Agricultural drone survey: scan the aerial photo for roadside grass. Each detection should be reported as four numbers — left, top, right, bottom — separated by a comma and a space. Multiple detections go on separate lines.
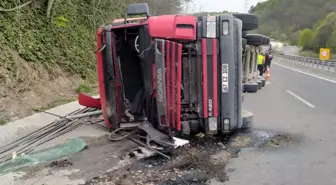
75, 84, 94, 94
34, 98, 76, 112
0, 119, 7, 125
32, 84, 98, 113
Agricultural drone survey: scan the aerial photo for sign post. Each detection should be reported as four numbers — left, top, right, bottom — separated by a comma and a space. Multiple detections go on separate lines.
319, 48, 330, 61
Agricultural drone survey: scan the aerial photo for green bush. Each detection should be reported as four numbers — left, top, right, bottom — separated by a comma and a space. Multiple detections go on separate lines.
0, 0, 188, 83
251, 0, 336, 46
298, 29, 314, 50
311, 12, 336, 52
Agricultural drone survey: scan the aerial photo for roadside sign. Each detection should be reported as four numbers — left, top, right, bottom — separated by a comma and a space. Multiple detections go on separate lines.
319, 48, 330, 60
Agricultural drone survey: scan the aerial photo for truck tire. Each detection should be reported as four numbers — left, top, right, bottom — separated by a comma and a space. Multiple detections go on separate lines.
233, 13, 259, 31
246, 34, 264, 46
256, 80, 263, 89
242, 38, 247, 49
257, 76, 266, 87
241, 110, 253, 130
261, 79, 266, 87
244, 82, 258, 93
263, 36, 270, 45
242, 30, 247, 37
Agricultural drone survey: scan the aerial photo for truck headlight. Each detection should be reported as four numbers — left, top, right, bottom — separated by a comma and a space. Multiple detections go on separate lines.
223, 118, 230, 131
208, 117, 218, 131
206, 16, 216, 38
222, 21, 229, 35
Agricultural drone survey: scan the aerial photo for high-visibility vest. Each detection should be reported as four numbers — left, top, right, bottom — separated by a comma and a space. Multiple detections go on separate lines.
257, 54, 264, 65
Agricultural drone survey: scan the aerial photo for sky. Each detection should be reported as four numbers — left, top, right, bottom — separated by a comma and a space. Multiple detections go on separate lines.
186, 0, 266, 13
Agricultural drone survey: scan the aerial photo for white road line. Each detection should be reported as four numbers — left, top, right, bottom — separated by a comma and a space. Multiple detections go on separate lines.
273, 62, 336, 84
286, 90, 315, 108
266, 81, 271, 84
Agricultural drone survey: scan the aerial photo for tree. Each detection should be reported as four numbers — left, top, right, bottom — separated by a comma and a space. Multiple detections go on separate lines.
252, 0, 336, 45
327, 28, 336, 53
311, 12, 336, 51
298, 29, 314, 50
248, 5, 255, 13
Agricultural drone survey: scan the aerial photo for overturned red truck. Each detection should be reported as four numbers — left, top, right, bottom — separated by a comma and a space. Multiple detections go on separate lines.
79, 3, 258, 147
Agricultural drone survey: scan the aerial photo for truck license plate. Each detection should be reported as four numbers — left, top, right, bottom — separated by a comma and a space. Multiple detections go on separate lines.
222, 64, 229, 93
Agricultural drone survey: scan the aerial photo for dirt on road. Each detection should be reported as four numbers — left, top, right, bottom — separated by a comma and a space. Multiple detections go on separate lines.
84, 137, 231, 185
0, 126, 299, 185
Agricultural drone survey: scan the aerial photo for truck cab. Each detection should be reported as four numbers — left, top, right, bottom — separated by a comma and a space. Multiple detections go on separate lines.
92, 3, 257, 137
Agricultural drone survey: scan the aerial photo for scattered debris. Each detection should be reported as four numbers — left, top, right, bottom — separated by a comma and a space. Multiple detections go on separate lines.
129, 147, 156, 160
48, 159, 73, 168
85, 136, 231, 185
0, 138, 86, 176
0, 108, 101, 163
263, 133, 294, 147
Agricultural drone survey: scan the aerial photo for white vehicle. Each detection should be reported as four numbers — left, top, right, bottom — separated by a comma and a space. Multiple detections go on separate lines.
269, 40, 284, 54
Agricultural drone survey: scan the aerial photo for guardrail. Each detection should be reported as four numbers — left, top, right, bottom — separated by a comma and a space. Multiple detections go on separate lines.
275, 54, 336, 72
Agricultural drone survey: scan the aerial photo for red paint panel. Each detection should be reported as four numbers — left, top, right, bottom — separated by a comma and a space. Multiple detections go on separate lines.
176, 43, 182, 131
202, 39, 208, 118
212, 39, 218, 117
96, 28, 111, 127
78, 93, 101, 109
148, 15, 196, 41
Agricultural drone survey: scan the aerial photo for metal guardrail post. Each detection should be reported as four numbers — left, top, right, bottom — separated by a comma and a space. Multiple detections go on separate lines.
275, 53, 336, 72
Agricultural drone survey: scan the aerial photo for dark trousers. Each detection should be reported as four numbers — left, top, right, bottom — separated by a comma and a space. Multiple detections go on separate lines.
264, 60, 271, 72
258, 64, 264, 76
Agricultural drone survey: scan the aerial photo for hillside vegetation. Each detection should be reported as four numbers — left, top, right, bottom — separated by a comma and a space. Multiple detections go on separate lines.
250, 0, 336, 56
0, 0, 189, 124
192, 10, 228, 17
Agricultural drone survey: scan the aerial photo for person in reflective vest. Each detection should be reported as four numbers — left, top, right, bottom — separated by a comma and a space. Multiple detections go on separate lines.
257, 53, 265, 76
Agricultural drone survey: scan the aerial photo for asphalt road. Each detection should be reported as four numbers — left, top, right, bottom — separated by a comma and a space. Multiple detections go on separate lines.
223, 59, 336, 185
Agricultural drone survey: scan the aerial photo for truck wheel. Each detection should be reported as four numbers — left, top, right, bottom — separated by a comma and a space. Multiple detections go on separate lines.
257, 76, 266, 87
242, 38, 247, 49
261, 79, 266, 87
246, 34, 264, 46
241, 110, 253, 130
233, 13, 259, 31
244, 82, 258, 93
256, 80, 263, 89
242, 30, 247, 37
263, 36, 270, 45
